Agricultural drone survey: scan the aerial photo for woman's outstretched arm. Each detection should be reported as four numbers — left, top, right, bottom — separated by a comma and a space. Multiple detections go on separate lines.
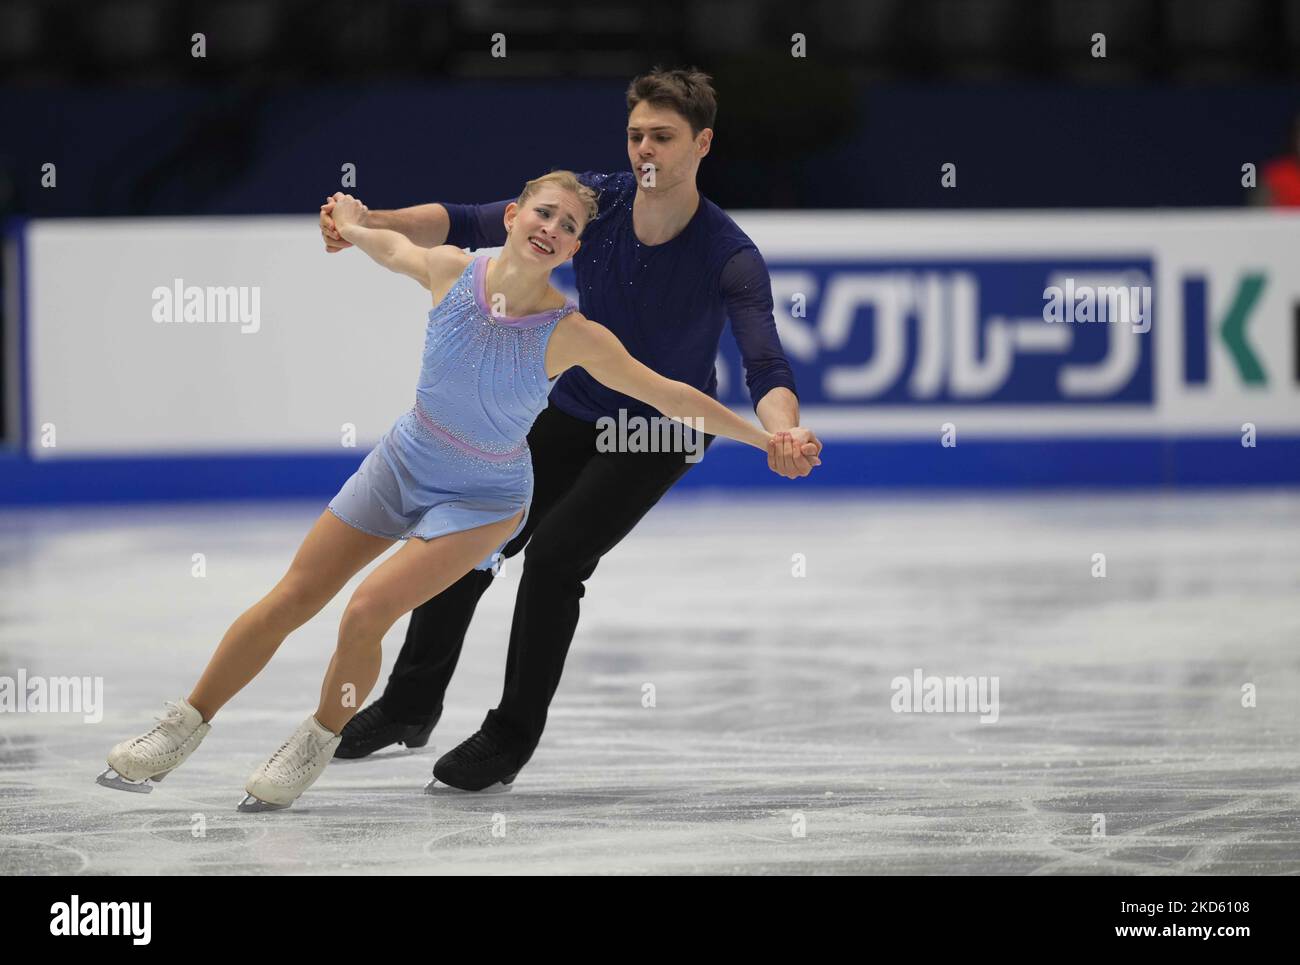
330, 194, 434, 287
548, 313, 773, 452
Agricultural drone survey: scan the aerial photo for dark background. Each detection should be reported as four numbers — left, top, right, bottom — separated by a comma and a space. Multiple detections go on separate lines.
2, 0, 1299, 218
4, 0, 1299, 443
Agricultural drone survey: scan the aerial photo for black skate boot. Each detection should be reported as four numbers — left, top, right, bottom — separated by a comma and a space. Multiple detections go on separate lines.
427, 714, 531, 792
336, 699, 440, 760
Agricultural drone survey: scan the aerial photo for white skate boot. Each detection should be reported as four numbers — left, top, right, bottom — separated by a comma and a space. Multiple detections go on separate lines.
96, 698, 211, 793
238, 715, 340, 812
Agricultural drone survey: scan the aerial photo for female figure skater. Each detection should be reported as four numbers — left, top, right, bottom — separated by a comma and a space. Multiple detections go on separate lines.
96, 171, 788, 811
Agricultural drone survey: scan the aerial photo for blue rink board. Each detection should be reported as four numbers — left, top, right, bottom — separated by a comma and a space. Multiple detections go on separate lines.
1, 437, 1297, 506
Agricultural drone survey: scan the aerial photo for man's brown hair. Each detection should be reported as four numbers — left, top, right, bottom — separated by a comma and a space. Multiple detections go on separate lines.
626, 66, 717, 136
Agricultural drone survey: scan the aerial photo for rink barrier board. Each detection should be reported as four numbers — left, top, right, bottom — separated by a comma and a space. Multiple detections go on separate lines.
3, 218, 31, 460
4, 213, 1300, 502
1, 436, 1298, 506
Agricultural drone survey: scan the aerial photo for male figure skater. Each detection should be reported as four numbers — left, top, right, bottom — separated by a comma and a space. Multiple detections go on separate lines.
319, 67, 822, 791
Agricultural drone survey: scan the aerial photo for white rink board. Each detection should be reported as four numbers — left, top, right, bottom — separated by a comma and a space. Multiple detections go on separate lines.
22, 211, 1300, 458
26, 218, 437, 459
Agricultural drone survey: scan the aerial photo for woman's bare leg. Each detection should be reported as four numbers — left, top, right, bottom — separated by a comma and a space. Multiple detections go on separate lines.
187, 511, 394, 721
313, 510, 524, 733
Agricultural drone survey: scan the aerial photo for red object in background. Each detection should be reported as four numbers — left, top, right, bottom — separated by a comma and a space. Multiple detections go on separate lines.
1262, 156, 1300, 206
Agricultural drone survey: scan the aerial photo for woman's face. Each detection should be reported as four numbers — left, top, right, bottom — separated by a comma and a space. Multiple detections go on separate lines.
506, 187, 585, 265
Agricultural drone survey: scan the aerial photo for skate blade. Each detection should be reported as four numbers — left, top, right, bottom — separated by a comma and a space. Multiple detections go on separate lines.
423, 777, 514, 795
237, 793, 292, 813
95, 767, 156, 794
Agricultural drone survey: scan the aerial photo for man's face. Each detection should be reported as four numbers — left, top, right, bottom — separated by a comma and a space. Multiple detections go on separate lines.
626, 101, 711, 192
504, 186, 585, 264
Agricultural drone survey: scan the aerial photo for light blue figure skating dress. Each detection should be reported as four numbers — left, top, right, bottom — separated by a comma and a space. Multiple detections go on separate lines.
328, 254, 578, 570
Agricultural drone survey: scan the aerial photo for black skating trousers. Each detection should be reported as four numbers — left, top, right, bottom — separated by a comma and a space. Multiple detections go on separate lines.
380, 402, 717, 749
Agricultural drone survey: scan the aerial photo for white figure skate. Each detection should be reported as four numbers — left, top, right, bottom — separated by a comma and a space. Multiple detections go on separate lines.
238, 715, 340, 812
96, 698, 210, 793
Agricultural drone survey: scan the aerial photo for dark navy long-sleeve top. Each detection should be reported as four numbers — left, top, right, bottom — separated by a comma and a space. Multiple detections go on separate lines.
441, 170, 797, 425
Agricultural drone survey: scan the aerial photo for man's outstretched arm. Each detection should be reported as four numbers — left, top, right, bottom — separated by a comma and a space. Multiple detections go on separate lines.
722, 248, 823, 477
321, 194, 512, 251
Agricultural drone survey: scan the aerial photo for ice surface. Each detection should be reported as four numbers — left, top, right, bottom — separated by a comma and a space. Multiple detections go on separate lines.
2, 491, 1298, 875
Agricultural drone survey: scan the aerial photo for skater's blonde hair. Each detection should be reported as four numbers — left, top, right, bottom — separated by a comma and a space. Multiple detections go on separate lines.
517, 171, 600, 234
